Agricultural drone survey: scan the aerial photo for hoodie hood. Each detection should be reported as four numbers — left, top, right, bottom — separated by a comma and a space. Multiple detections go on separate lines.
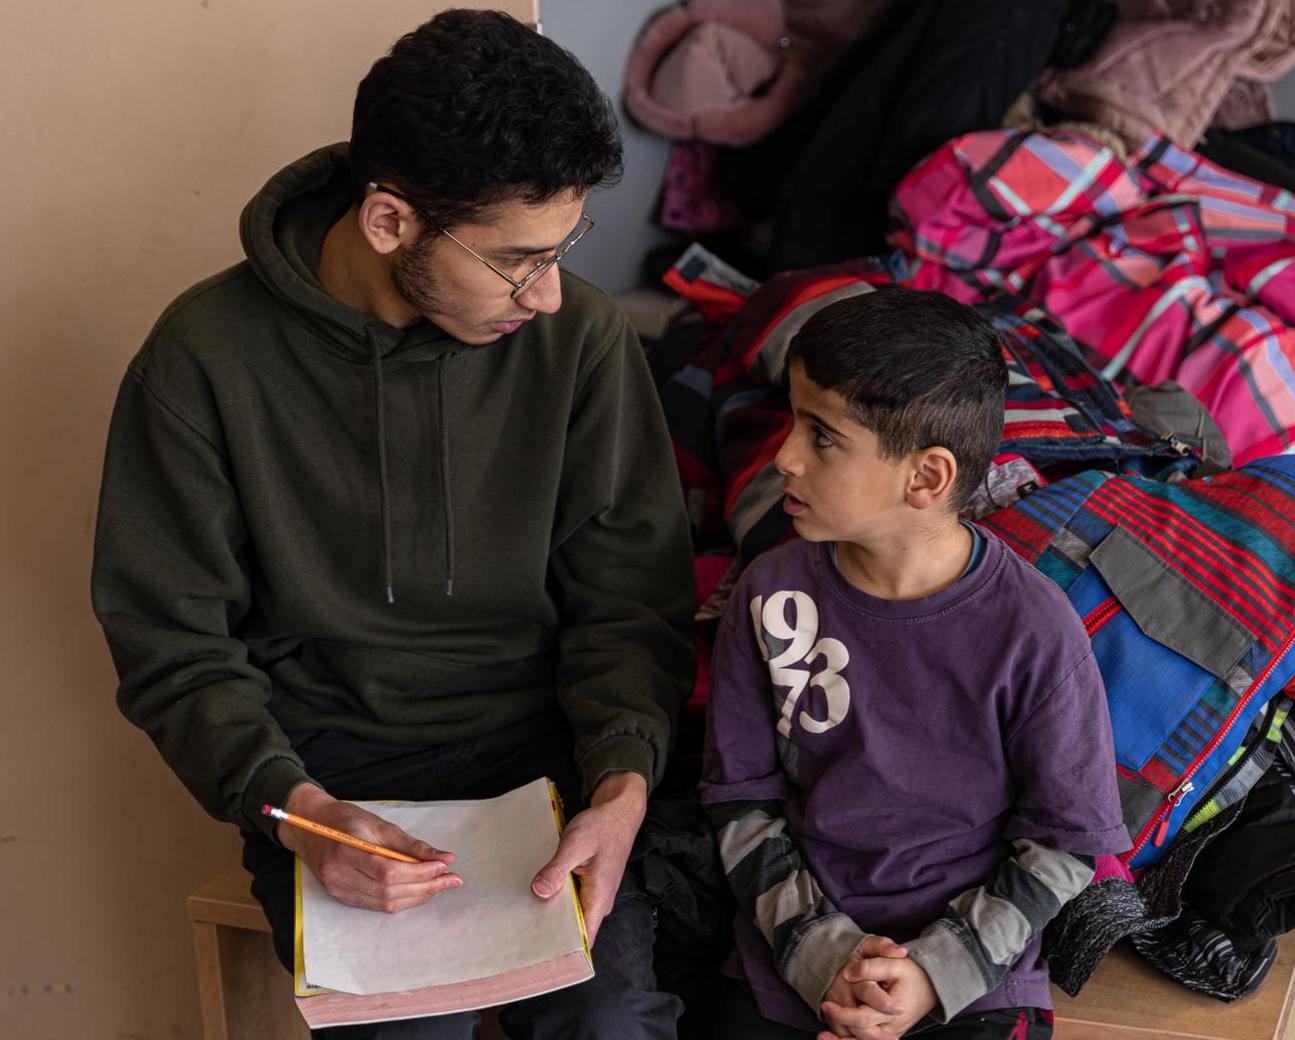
239, 142, 456, 363
239, 143, 463, 601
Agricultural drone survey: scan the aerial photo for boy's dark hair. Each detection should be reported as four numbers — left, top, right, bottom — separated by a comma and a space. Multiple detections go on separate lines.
350, 10, 623, 228
788, 287, 1007, 510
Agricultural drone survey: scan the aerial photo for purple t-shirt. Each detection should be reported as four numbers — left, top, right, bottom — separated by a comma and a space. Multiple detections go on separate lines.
700, 531, 1129, 1029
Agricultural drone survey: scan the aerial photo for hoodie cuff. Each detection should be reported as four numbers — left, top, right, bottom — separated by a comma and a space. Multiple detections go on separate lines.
904, 922, 990, 1023
580, 733, 657, 798
241, 755, 314, 840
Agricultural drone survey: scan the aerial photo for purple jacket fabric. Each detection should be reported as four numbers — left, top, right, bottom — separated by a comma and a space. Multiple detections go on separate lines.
700, 532, 1130, 1028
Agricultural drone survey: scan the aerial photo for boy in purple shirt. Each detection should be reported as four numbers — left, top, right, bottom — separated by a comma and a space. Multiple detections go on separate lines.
699, 287, 1130, 1040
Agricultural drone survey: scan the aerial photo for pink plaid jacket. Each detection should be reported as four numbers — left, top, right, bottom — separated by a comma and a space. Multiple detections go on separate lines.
891, 128, 1295, 466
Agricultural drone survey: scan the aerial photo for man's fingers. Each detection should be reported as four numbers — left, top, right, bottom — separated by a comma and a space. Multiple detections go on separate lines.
533, 838, 620, 946
372, 873, 464, 912
319, 842, 453, 886
531, 829, 593, 899
358, 817, 455, 865
571, 870, 620, 947
285, 793, 459, 912
529, 792, 640, 943
579, 895, 604, 947
372, 825, 453, 864
315, 843, 461, 902
410, 839, 455, 864
354, 855, 453, 886
325, 868, 463, 912
328, 865, 461, 900
531, 857, 573, 899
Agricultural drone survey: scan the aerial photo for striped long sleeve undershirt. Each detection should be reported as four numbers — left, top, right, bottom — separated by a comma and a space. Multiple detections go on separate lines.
705, 798, 1096, 1021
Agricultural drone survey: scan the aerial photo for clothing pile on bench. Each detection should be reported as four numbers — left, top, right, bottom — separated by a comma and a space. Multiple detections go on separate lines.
649, 249, 1295, 1006
628, 0, 1295, 1014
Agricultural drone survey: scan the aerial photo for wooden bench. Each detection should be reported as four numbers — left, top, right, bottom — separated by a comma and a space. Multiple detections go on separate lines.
187, 862, 507, 1039
187, 862, 308, 1040
1052, 934, 1295, 1040
189, 860, 1295, 1040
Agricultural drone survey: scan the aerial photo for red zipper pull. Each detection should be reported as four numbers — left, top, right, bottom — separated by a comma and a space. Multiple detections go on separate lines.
1153, 816, 1171, 847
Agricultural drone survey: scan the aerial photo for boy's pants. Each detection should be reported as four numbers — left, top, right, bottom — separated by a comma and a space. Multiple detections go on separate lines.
712, 976, 1054, 1040
241, 708, 682, 1040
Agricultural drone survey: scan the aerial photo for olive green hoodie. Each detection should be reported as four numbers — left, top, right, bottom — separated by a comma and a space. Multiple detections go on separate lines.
91, 145, 694, 837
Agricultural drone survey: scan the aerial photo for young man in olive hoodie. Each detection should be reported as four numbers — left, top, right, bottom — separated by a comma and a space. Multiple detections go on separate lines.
91, 11, 693, 1038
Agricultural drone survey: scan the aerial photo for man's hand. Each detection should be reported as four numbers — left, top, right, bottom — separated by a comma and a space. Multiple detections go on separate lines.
819, 949, 938, 1040
530, 771, 647, 946
279, 782, 459, 913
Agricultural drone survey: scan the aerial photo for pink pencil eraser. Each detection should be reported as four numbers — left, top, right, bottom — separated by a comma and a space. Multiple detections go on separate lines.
261, 804, 273, 815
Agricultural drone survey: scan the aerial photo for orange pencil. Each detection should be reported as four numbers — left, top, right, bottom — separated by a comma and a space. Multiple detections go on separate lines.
261, 804, 421, 863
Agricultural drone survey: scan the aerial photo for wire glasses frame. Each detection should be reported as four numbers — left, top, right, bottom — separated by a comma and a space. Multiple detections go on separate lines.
367, 182, 593, 300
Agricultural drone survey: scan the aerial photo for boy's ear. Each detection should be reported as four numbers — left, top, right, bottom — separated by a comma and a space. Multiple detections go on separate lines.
906, 447, 958, 510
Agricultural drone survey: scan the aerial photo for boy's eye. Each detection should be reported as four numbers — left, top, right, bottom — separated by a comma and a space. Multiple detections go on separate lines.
812, 425, 835, 448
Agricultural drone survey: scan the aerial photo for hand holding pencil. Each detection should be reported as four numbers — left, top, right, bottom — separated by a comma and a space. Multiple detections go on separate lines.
263, 804, 423, 862
273, 782, 460, 913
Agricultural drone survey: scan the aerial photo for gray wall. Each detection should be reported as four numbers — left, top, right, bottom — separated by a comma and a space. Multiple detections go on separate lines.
1274, 73, 1295, 119
543, 1, 673, 295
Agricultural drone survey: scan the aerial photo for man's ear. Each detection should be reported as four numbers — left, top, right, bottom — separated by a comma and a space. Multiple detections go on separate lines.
357, 192, 420, 256
906, 447, 958, 510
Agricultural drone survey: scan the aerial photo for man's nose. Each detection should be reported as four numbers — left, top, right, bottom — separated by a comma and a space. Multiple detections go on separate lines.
515, 263, 562, 314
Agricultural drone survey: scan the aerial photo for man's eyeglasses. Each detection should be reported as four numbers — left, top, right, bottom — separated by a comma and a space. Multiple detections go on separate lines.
367, 182, 593, 300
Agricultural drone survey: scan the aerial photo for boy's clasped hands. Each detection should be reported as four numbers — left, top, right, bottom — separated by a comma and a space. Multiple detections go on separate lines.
819, 936, 937, 1040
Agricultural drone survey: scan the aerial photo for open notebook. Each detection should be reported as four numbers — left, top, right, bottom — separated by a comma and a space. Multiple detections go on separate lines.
292, 777, 592, 1029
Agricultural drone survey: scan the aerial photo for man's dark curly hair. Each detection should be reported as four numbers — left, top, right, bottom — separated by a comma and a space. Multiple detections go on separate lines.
350, 9, 623, 228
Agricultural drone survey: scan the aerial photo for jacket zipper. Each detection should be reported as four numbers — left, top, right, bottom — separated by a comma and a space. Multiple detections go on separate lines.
1151, 780, 1195, 848
1083, 596, 1121, 637
1179, 699, 1282, 834
1125, 628, 1295, 862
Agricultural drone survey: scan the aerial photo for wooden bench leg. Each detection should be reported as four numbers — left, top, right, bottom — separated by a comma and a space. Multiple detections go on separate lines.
192, 919, 309, 1040
192, 921, 230, 1040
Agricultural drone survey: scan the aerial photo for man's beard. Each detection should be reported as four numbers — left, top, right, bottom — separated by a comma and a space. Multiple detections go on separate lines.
390, 231, 446, 316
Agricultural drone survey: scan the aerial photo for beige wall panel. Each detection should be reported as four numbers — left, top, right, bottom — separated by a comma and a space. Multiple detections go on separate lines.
0, 2, 534, 1038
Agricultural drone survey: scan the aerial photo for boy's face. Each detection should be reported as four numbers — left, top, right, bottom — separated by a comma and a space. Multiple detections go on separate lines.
774, 360, 915, 544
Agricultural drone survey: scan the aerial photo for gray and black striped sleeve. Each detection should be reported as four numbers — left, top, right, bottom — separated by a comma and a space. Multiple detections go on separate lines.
705, 798, 870, 1014
903, 840, 1095, 1022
